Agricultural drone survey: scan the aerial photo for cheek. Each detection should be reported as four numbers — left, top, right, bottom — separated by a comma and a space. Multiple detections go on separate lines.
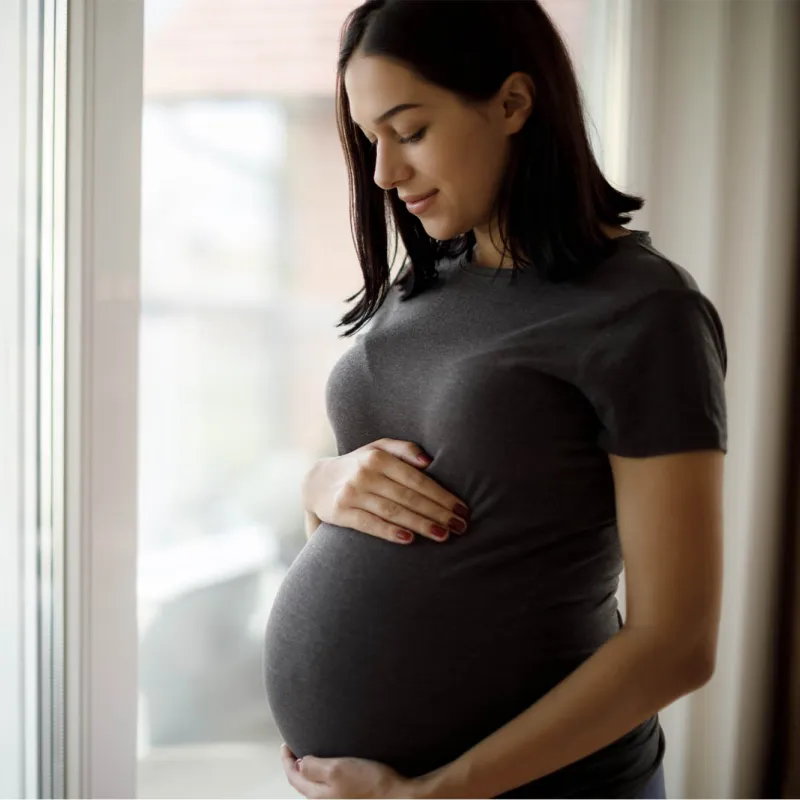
442, 143, 504, 220
408, 131, 504, 236
472, 143, 507, 201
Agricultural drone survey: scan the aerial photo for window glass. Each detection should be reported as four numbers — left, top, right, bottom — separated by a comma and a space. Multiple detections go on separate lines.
138, 2, 599, 796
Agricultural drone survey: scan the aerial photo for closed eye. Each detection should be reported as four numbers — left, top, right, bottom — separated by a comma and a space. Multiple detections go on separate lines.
398, 126, 427, 145
363, 126, 428, 149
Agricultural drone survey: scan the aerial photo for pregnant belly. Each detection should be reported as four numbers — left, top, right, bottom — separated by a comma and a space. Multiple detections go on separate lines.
264, 522, 619, 778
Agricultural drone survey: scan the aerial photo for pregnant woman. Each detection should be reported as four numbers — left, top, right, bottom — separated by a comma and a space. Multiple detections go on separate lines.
264, 1, 727, 798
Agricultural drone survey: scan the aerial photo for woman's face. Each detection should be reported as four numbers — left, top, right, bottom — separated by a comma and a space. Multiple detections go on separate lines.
344, 53, 532, 243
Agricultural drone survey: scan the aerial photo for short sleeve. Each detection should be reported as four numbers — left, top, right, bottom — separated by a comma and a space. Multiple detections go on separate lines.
578, 289, 728, 457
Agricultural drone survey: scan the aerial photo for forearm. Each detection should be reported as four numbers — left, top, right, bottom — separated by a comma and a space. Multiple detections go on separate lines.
413, 626, 711, 799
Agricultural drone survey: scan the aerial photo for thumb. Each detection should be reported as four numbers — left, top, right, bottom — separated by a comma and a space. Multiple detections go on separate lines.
368, 438, 433, 468
297, 755, 328, 782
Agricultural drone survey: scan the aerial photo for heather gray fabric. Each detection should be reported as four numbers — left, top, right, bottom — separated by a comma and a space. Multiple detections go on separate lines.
264, 231, 727, 798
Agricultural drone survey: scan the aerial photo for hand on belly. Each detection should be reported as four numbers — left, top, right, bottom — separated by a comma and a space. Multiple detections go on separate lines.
280, 743, 416, 799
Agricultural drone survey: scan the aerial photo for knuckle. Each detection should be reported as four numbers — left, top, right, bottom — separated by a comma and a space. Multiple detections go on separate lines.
353, 459, 375, 481
352, 462, 371, 483
377, 499, 402, 520
406, 469, 422, 488
334, 484, 356, 507
354, 511, 381, 538
398, 486, 417, 506
363, 448, 384, 469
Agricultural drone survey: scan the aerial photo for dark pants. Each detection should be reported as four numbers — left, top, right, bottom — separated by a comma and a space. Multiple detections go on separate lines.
638, 763, 667, 799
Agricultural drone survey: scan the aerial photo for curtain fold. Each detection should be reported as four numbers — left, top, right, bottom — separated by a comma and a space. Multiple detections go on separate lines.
625, 1, 800, 797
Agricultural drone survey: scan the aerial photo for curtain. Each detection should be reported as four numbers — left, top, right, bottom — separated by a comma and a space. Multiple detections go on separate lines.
624, 1, 800, 797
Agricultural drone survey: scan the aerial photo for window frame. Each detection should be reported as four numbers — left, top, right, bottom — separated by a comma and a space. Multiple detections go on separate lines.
62, 0, 143, 796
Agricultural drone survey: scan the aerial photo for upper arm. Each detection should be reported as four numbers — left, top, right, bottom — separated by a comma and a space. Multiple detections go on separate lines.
609, 449, 724, 677
575, 285, 727, 679
578, 289, 728, 458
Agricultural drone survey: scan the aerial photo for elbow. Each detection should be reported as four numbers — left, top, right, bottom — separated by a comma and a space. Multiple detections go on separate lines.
683, 640, 717, 689
645, 629, 718, 691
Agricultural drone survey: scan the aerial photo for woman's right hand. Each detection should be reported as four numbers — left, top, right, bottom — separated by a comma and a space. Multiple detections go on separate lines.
301, 438, 470, 545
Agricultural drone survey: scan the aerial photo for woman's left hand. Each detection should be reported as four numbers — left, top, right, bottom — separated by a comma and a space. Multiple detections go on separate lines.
280, 743, 419, 799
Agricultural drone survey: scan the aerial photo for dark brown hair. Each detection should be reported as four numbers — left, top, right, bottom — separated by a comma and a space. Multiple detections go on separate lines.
335, 0, 644, 337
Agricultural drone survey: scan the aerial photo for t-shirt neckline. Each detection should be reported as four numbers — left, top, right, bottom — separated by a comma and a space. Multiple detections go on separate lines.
457, 229, 652, 278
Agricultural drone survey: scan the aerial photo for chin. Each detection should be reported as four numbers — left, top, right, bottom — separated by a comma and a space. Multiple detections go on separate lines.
419, 218, 466, 242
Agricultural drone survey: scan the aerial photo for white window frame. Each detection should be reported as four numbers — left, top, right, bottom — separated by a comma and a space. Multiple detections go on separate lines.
1, 0, 42, 795
62, 0, 143, 796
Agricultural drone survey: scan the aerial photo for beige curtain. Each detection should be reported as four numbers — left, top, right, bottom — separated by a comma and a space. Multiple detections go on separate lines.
619, 1, 800, 797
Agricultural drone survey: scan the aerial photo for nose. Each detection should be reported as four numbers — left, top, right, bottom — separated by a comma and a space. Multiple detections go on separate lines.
372, 142, 412, 192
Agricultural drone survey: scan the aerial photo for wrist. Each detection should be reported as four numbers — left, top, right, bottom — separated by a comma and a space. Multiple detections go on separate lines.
301, 458, 326, 515
407, 758, 474, 799
303, 509, 321, 540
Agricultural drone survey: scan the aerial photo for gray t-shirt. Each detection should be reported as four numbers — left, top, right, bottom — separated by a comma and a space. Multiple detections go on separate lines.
264, 230, 727, 798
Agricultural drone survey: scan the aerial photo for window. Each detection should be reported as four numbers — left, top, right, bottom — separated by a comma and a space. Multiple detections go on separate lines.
137, 2, 619, 796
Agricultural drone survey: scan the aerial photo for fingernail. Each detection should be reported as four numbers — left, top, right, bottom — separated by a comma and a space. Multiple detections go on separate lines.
431, 525, 449, 541
417, 453, 432, 464
296, 759, 303, 772
454, 503, 469, 518
448, 517, 467, 534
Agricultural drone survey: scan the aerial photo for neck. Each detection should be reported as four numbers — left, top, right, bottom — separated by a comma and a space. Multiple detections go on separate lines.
471, 240, 513, 270
471, 223, 633, 269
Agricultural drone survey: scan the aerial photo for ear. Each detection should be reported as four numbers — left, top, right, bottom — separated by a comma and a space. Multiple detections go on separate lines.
500, 71, 535, 135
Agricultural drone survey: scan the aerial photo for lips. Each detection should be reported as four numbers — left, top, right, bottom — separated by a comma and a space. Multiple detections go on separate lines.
400, 190, 437, 204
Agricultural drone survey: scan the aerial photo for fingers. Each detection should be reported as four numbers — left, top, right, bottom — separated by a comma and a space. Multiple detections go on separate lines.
366, 437, 433, 469
338, 497, 468, 545
281, 744, 325, 799
332, 444, 473, 546
373, 449, 469, 515
296, 755, 330, 783
359, 450, 467, 521
357, 489, 469, 542
339, 507, 420, 545
280, 743, 296, 768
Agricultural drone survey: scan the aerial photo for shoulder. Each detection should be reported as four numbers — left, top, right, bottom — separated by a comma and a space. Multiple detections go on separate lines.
573, 236, 728, 456
583, 231, 703, 301
577, 232, 724, 343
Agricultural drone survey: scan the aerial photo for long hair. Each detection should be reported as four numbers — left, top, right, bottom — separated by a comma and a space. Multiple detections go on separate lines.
334, 0, 644, 337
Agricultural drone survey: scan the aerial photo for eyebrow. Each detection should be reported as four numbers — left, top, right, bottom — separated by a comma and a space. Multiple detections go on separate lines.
354, 103, 424, 131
